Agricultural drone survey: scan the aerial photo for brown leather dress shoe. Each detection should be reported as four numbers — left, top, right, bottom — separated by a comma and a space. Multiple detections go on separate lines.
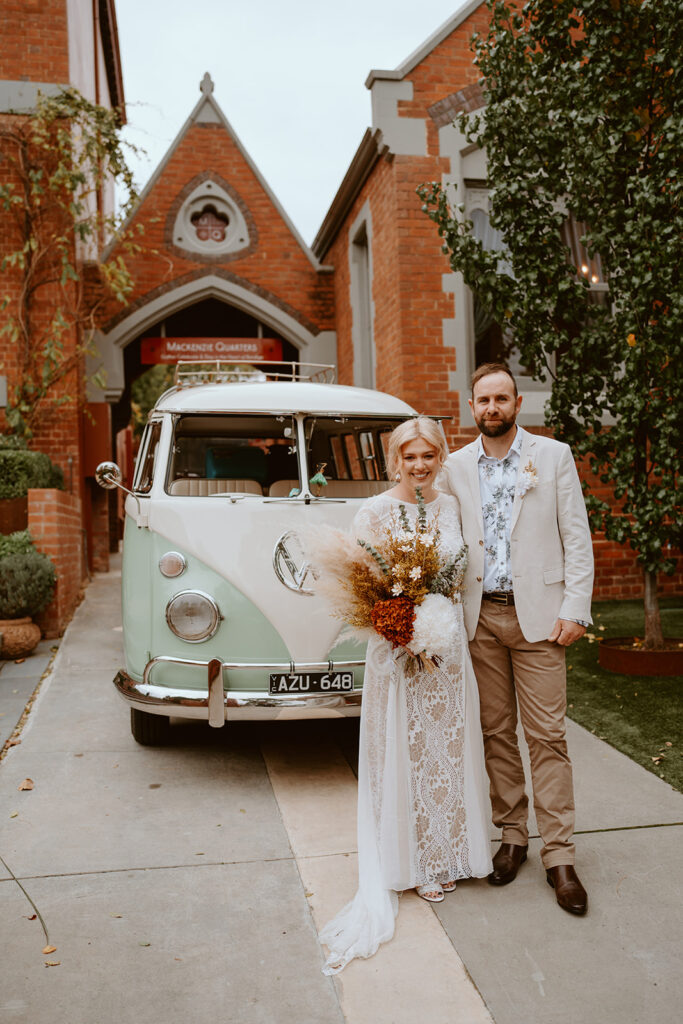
487, 843, 528, 886
546, 865, 588, 915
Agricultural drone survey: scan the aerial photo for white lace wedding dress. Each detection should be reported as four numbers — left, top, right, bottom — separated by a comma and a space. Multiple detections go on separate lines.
320, 492, 492, 975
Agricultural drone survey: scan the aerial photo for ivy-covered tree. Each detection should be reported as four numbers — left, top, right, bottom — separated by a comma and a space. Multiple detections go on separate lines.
419, 0, 681, 649
0, 87, 141, 437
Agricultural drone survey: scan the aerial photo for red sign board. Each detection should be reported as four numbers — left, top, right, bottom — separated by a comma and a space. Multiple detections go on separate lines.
140, 337, 283, 364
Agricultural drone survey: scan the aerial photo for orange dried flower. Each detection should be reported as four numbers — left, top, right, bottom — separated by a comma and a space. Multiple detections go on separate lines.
370, 597, 415, 648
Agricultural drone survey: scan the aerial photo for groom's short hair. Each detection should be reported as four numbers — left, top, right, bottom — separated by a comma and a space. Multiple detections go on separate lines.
471, 362, 518, 398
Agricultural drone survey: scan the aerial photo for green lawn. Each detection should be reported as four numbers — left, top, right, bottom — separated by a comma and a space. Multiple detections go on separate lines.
566, 597, 683, 793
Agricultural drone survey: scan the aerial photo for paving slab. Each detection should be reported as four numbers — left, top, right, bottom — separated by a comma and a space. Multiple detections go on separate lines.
263, 728, 494, 1024
0, 742, 291, 876
0, 859, 343, 1024
0, 641, 58, 748
0, 676, 39, 749
434, 825, 683, 1024
14, 665, 134, 751
0, 641, 55, 679
494, 719, 683, 845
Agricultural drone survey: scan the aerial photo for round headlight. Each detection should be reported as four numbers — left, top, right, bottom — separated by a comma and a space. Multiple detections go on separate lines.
159, 551, 187, 578
165, 590, 221, 642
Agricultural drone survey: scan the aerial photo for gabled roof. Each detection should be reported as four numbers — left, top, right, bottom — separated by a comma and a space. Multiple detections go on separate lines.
112, 73, 324, 270
365, 0, 483, 87
312, 128, 388, 260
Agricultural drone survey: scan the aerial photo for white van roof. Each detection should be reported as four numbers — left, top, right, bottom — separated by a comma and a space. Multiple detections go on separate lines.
153, 380, 418, 417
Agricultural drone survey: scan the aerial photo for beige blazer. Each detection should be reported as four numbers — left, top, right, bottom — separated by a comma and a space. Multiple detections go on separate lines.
440, 431, 594, 643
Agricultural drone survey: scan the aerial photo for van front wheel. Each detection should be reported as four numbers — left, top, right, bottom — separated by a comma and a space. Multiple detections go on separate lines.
130, 708, 171, 746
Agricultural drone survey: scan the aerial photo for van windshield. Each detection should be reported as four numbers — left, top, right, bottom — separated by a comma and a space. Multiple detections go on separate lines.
166, 413, 410, 498
302, 416, 408, 498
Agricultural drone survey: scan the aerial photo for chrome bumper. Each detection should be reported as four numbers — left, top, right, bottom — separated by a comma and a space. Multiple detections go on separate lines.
114, 655, 364, 725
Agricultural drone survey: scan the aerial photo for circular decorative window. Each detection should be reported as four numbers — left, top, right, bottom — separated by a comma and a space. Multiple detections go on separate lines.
171, 178, 251, 258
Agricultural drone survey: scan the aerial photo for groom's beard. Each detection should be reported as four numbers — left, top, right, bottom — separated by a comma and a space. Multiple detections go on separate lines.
475, 413, 517, 438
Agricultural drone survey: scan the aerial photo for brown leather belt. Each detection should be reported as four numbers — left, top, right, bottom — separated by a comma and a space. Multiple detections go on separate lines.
482, 591, 515, 606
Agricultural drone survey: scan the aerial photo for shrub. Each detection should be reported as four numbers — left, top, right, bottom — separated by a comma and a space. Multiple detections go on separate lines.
0, 530, 35, 558
0, 551, 57, 618
0, 434, 28, 450
0, 447, 64, 498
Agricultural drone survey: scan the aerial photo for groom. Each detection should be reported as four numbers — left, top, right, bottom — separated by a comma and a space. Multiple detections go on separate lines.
440, 363, 594, 914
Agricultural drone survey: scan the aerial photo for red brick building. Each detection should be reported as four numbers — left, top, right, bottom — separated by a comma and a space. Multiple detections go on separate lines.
0, 0, 126, 601
1, 0, 679, 602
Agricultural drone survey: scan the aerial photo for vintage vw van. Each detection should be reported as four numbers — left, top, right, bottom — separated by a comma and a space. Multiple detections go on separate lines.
97, 362, 416, 744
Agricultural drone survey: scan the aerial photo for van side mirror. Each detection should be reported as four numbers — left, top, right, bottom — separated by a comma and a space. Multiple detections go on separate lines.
95, 461, 148, 530
95, 461, 122, 490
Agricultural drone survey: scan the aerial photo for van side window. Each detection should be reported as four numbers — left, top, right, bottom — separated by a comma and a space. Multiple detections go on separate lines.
136, 421, 162, 493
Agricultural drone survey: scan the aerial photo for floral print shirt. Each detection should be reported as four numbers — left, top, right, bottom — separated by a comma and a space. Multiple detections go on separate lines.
476, 427, 525, 593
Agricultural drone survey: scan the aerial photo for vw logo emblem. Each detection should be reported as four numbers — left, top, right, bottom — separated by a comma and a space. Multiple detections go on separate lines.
273, 531, 315, 595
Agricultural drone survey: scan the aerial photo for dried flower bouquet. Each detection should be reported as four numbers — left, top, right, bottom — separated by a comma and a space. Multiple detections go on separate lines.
308, 489, 467, 674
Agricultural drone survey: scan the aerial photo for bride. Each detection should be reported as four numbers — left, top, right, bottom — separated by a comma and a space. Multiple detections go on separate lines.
319, 417, 492, 975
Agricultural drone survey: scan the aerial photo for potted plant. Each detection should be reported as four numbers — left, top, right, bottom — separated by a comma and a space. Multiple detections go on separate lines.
0, 531, 57, 658
0, 435, 64, 533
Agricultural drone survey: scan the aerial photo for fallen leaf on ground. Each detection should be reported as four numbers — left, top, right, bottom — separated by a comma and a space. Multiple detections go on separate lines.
14, 658, 25, 664
44, 961, 61, 967
9, 811, 18, 818
665, 741, 673, 747
42, 945, 57, 955
110, 913, 123, 918
139, 942, 151, 947
18, 778, 34, 791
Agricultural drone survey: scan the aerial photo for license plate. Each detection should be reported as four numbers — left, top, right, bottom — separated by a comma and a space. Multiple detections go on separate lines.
269, 671, 355, 694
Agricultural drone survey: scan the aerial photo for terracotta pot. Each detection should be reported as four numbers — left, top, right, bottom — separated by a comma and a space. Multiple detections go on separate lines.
0, 617, 41, 659
598, 637, 683, 677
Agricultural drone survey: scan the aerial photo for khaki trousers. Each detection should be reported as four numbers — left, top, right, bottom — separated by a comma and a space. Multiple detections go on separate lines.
469, 601, 575, 868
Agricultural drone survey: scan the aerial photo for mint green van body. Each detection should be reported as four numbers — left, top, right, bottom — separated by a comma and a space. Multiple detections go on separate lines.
106, 373, 415, 744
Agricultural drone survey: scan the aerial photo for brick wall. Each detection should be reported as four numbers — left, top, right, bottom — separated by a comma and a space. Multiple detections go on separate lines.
0, 0, 69, 82
28, 488, 85, 637
98, 120, 335, 337
325, 5, 680, 604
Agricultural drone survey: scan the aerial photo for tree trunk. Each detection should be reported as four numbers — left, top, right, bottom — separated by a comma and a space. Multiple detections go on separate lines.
643, 569, 664, 650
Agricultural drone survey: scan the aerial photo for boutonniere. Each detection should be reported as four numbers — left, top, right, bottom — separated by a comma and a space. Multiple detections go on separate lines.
517, 459, 538, 498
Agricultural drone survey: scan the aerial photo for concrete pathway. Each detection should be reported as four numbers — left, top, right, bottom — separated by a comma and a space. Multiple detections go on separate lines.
1, 560, 682, 1024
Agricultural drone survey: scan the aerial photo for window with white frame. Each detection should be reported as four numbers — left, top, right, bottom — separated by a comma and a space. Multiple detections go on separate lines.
349, 221, 375, 389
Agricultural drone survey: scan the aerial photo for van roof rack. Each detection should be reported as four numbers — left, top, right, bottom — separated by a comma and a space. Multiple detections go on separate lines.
172, 360, 337, 387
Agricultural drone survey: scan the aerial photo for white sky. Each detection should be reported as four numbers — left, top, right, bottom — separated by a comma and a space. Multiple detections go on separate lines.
114, 0, 471, 246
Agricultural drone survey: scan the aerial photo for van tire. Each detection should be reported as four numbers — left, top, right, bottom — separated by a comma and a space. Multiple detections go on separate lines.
130, 708, 171, 746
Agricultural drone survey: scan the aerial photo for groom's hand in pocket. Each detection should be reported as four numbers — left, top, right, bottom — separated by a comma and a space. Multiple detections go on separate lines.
548, 619, 586, 647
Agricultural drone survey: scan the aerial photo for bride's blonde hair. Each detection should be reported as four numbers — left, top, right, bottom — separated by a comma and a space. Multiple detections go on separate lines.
386, 417, 448, 479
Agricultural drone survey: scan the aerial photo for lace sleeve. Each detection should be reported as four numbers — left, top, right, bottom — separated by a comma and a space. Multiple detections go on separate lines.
352, 498, 384, 541
435, 494, 465, 555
